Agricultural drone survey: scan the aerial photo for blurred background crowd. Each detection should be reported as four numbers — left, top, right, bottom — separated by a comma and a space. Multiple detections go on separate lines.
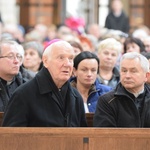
1, 0, 150, 80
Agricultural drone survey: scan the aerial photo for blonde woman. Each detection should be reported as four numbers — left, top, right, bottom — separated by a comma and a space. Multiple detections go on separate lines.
97, 38, 122, 89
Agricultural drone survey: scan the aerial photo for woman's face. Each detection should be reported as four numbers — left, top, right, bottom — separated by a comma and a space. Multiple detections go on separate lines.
98, 49, 118, 70
126, 43, 141, 53
74, 59, 98, 87
72, 46, 81, 57
23, 48, 42, 72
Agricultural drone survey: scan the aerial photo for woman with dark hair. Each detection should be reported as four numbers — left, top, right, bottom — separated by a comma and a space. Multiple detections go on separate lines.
68, 40, 83, 56
70, 51, 111, 113
123, 37, 146, 54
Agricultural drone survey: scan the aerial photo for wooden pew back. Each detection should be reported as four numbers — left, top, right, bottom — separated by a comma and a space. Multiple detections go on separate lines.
0, 128, 150, 150
85, 113, 94, 127
0, 112, 3, 126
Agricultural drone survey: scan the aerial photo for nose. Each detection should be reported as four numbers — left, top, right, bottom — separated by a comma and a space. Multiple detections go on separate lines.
107, 54, 112, 59
127, 47, 134, 52
25, 54, 30, 59
13, 56, 20, 62
124, 71, 131, 78
63, 58, 73, 66
87, 70, 92, 76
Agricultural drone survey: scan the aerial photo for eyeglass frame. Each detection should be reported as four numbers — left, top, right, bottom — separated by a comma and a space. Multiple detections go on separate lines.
0, 54, 23, 62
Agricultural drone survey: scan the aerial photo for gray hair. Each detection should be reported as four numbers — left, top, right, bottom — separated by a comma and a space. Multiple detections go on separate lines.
43, 40, 73, 58
120, 52, 150, 72
0, 40, 24, 63
0, 40, 21, 54
23, 41, 43, 59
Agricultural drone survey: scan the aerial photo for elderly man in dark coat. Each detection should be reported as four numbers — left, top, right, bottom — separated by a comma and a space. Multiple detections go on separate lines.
2, 39, 87, 127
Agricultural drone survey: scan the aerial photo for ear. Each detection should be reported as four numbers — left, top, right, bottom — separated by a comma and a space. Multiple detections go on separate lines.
146, 72, 150, 84
73, 67, 77, 76
42, 56, 48, 68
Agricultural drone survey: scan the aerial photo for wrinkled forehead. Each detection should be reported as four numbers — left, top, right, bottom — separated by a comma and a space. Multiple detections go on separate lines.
43, 40, 75, 59
51, 42, 74, 54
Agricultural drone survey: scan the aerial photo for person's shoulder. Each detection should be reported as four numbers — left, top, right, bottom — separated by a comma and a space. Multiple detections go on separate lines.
113, 66, 120, 76
70, 85, 80, 95
69, 84, 82, 98
95, 78, 112, 90
15, 77, 36, 94
121, 11, 128, 17
106, 11, 114, 18
145, 83, 150, 92
98, 89, 115, 103
96, 82, 112, 90
19, 66, 35, 80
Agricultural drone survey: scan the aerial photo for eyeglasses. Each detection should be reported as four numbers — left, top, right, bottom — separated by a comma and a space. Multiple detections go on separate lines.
0, 55, 23, 62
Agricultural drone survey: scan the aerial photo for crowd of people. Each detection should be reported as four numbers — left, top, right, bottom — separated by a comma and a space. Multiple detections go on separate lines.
1, 0, 150, 127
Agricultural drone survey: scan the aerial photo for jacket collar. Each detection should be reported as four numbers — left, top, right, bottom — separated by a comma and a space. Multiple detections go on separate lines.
114, 82, 150, 101
112, 66, 120, 78
36, 67, 77, 97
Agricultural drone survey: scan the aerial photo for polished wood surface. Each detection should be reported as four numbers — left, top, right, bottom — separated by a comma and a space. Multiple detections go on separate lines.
85, 113, 94, 127
0, 112, 3, 126
0, 128, 150, 150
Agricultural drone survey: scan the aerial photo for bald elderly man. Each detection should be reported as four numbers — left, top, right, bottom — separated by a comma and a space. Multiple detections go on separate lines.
2, 39, 87, 127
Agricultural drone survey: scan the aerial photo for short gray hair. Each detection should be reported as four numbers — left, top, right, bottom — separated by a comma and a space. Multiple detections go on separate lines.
0, 40, 20, 54
23, 41, 43, 59
43, 40, 73, 58
120, 52, 150, 72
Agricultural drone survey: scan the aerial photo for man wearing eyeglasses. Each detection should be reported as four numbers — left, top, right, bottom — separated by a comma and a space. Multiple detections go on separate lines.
0, 40, 28, 111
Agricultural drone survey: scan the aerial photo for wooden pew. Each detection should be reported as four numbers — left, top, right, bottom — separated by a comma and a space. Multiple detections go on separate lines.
0, 112, 4, 126
0, 128, 150, 150
85, 113, 94, 127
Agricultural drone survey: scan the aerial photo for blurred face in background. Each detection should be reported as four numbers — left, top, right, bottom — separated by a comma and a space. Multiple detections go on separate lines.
126, 43, 141, 53
72, 46, 82, 56
56, 26, 72, 40
98, 49, 118, 70
144, 38, 150, 52
23, 48, 42, 72
111, 0, 123, 14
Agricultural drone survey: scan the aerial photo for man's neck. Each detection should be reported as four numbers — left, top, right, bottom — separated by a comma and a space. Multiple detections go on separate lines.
126, 88, 144, 98
99, 67, 113, 80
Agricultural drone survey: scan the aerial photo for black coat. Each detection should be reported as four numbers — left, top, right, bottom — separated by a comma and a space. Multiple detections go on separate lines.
105, 11, 129, 33
0, 72, 28, 112
2, 67, 87, 127
93, 83, 150, 127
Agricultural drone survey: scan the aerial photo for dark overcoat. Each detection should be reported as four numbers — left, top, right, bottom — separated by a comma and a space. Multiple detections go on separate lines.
2, 67, 87, 127
93, 83, 150, 127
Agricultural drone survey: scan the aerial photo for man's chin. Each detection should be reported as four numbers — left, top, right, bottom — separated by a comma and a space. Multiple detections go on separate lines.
124, 85, 134, 90
11, 71, 19, 76
61, 76, 70, 82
